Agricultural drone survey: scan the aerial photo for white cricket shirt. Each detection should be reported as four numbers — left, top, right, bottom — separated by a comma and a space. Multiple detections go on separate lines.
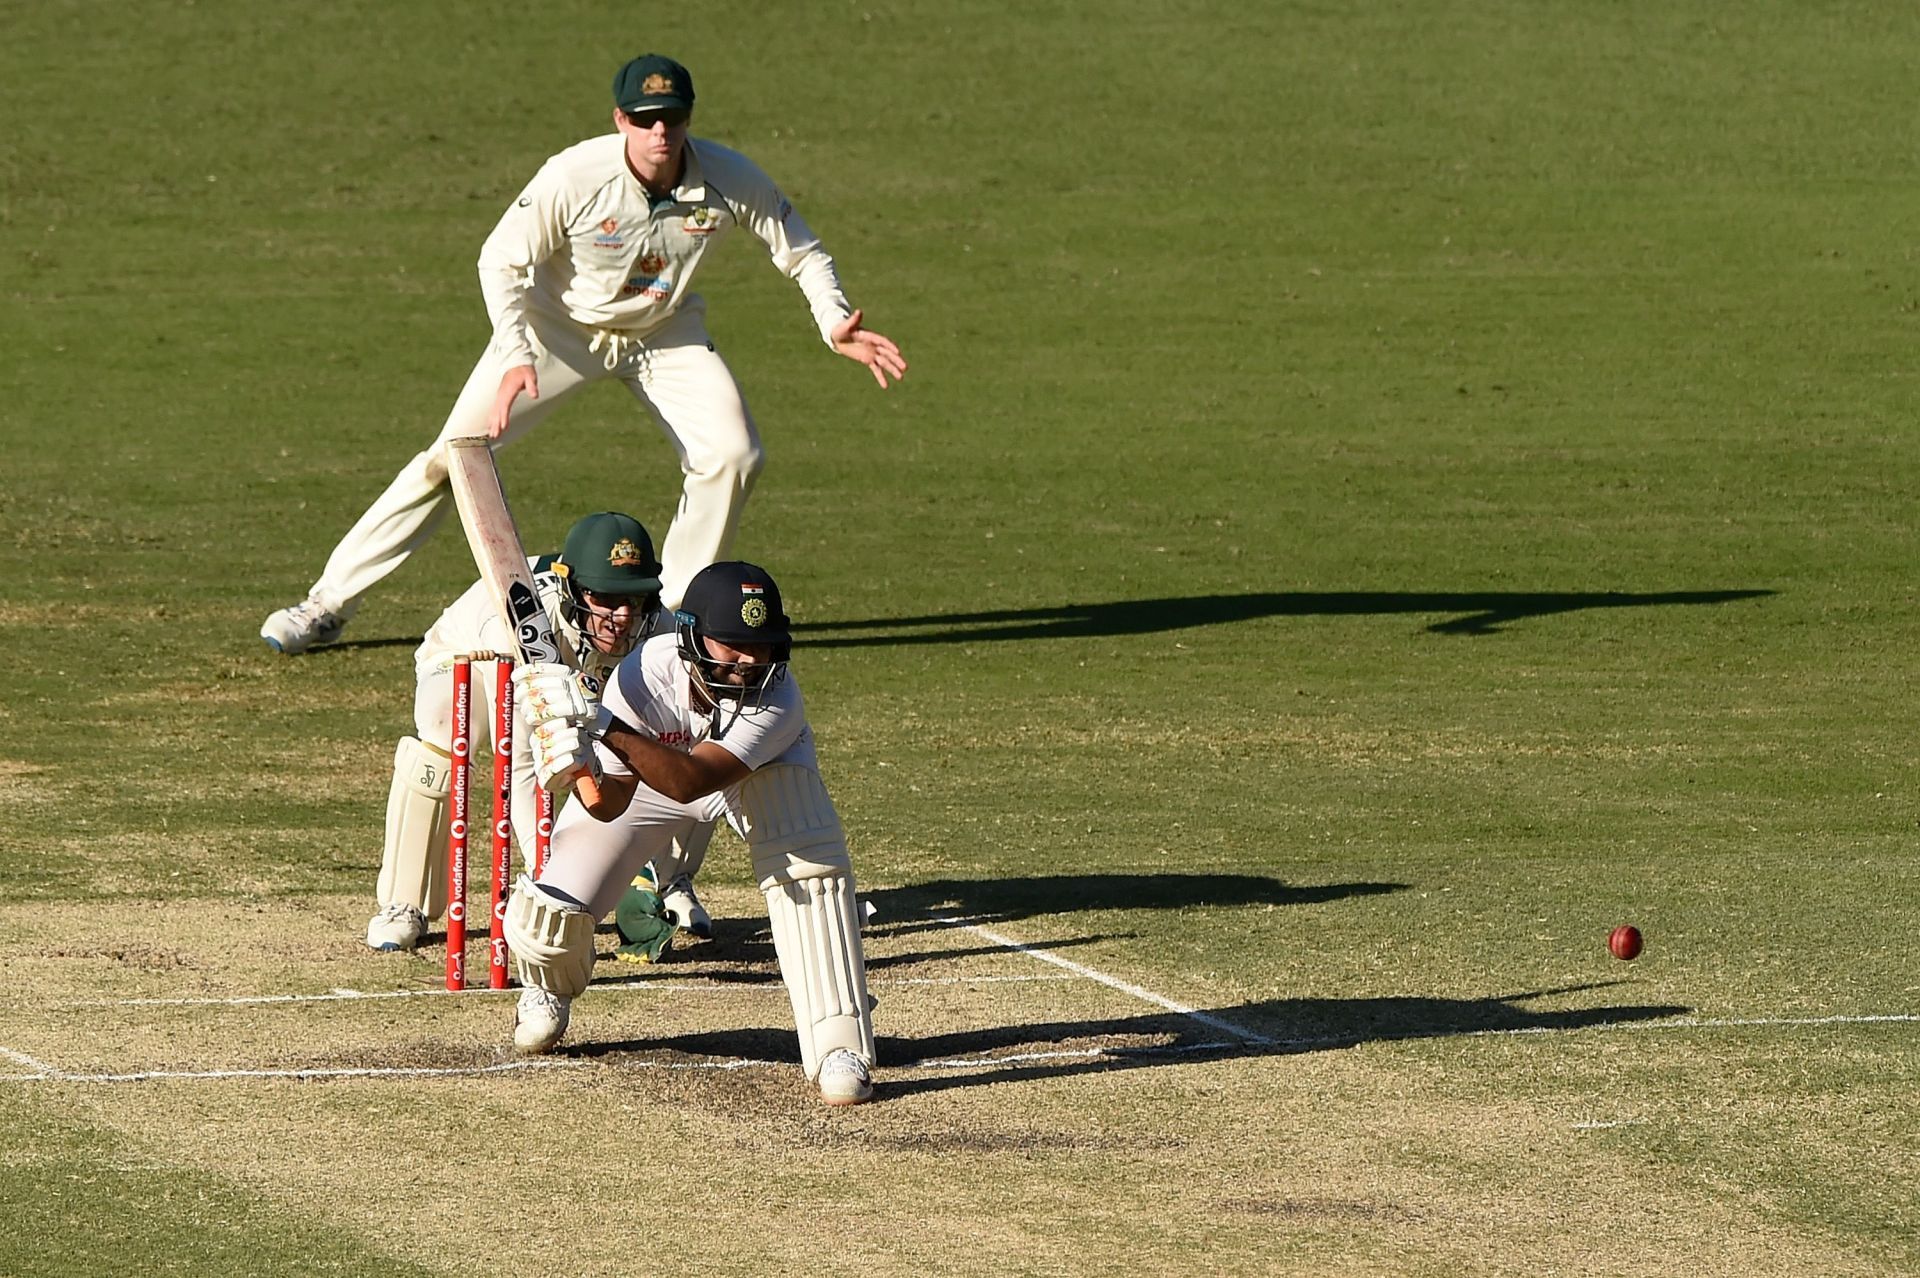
477, 134, 853, 367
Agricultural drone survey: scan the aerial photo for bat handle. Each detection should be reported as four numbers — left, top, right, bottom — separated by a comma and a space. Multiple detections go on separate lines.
574, 771, 604, 810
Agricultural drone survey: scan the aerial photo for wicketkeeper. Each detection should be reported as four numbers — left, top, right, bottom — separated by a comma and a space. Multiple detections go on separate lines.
505, 561, 878, 1106
367, 511, 713, 953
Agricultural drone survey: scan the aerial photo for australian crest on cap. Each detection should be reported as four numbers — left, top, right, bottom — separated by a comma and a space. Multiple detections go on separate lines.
608, 537, 643, 567
642, 72, 676, 96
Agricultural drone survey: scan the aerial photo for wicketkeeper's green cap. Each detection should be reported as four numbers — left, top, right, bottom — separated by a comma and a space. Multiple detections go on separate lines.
613, 54, 695, 115
553, 511, 662, 597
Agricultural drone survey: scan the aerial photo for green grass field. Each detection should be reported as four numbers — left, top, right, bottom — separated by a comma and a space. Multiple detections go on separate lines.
2, 2, 1916, 1274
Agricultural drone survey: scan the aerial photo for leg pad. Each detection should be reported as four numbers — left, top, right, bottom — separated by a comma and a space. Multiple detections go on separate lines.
737, 765, 875, 1081
503, 875, 596, 996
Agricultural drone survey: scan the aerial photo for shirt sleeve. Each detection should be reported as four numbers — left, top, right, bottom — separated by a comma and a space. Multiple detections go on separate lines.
476, 161, 573, 368
718, 153, 854, 348
590, 657, 646, 779
707, 680, 808, 769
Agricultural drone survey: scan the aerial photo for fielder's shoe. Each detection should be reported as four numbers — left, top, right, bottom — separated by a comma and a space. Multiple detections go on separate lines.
513, 986, 571, 1054
364, 904, 428, 952
817, 1049, 873, 1106
260, 596, 353, 655
660, 875, 713, 940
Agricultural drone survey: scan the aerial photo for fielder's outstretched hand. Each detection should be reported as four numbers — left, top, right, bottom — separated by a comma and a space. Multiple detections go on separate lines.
830, 310, 908, 388
488, 365, 539, 438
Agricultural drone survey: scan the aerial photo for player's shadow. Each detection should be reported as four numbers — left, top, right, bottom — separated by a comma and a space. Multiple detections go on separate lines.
304, 635, 424, 654
792, 588, 1771, 643
571, 983, 1690, 1097
862, 873, 1407, 940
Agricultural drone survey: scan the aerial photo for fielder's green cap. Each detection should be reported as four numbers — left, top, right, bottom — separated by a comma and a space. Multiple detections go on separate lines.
613, 54, 695, 115
553, 511, 663, 597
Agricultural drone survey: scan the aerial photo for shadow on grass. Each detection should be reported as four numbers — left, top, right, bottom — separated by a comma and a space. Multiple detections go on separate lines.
866, 985, 1693, 1099
863, 873, 1404, 934
302, 635, 424, 654
568, 984, 1690, 1097
793, 588, 1772, 642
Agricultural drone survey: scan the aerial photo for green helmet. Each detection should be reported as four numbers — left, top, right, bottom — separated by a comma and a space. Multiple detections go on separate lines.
552, 512, 662, 597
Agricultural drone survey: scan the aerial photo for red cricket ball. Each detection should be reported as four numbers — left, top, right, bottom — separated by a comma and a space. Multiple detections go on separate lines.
1609, 925, 1644, 961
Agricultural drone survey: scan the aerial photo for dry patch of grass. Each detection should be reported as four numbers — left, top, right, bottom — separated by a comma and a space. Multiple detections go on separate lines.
1, 893, 1908, 1276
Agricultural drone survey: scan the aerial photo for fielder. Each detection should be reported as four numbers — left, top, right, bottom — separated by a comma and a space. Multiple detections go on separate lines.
367, 511, 713, 953
505, 561, 878, 1106
262, 52, 906, 656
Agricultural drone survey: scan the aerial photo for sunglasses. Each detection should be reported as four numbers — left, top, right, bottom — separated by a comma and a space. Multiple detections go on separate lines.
625, 108, 690, 130
582, 588, 655, 612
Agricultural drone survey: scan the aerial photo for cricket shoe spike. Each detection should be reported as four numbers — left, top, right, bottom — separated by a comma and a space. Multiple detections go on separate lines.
365, 904, 428, 952
661, 875, 713, 940
817, 1049, 873, 1106
261, 596, 354, 654
513, 986, 571, 1054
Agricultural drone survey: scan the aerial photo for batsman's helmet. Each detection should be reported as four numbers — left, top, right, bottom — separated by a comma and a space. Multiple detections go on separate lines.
675, 561, 791, 710
550, 512, 663, 658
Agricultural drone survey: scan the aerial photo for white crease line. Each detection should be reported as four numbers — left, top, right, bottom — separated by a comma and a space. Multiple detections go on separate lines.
1621, 1013, 1918, 1032
938, 917, 1275, 1046
7, 1010, 1916, 1086
922, 1041, 1234, 1069
0, 1046, 59, 1075
71, 972, 1070, 1010
0, 1055, 790, 1084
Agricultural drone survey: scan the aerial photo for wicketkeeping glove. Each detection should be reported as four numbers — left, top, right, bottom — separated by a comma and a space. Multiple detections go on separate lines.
512, 661, 598, 729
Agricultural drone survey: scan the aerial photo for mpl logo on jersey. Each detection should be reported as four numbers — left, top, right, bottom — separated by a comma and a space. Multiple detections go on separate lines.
593, 217, 625, 249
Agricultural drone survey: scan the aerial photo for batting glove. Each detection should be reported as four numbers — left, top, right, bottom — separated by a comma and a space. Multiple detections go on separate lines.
512, 662, 597, 729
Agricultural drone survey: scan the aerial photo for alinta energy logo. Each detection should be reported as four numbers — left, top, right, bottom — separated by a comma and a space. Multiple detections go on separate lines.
594, 218, 625, 249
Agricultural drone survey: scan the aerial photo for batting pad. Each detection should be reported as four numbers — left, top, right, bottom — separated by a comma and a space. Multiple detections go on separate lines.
738, 765, 875, 1081
503, 875, 597, 996
378, 736, 452, 920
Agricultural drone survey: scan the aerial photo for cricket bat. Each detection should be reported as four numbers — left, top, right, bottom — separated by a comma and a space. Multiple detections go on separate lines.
444, 436, 604, 807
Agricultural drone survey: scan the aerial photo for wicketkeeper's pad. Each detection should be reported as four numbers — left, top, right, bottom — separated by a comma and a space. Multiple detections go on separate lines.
736, 763, 875, 1081
377, 736, 452, 919
503, 875, 597, 995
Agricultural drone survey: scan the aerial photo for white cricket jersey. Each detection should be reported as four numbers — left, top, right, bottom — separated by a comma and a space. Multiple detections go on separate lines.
415, 559, 625, 687
594, 632, 815, 784
478, 134, 852, 367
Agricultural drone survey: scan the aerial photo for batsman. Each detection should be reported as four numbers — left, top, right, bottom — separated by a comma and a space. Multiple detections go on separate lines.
367, 511, 713, 953
505, 560, 878, 1106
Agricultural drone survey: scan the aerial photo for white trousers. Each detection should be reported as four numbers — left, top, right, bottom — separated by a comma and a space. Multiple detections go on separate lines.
538, 779, 729, 920
310, 299, 763, 612
410, 653, 711, 890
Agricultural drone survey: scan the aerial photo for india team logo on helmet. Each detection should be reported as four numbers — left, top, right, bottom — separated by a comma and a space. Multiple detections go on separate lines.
675, 563, 791, 722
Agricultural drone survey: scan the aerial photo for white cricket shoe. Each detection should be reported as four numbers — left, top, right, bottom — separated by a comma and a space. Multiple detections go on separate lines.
513, 986, 571, 1054
660, 875, 713, 940
817, 1049, 873, 1106
364, 904, 428, 952
260, 597, 352, 654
